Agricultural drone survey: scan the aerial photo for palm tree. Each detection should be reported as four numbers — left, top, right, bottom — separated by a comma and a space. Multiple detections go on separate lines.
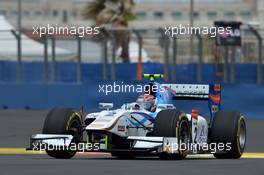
82, 0, 136, 62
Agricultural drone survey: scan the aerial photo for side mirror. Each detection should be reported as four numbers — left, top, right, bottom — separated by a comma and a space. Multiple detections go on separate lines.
99, 103, 113, 110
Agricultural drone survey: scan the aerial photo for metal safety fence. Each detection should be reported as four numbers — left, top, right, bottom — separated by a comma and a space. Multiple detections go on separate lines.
0, 27, 263, 84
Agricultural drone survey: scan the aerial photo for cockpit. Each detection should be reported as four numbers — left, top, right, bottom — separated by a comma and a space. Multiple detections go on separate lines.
135, 82, 158, 111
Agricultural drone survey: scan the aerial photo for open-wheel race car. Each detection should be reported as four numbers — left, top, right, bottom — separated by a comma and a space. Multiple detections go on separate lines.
28, 74, 246, 159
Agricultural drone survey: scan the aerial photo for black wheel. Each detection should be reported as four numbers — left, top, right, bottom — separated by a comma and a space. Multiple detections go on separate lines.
210, 111, 246, 159
42, 108, 83, 159
153, 109, 190, 160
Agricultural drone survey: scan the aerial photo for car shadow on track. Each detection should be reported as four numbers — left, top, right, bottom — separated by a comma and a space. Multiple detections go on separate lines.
72, 157, 216, 161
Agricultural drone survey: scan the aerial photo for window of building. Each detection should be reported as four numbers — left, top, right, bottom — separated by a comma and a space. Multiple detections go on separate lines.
154, 11, 163, 18
35, 11, 42, 16
136, 11, 146, 19
72, 11, 77, 18
53, 10, 59, 17
0, 10, 6, 15
171, 11, 182, 19
44, 10, 49, 16
63, 10, 68, 23
22, 10, 30, 16
11, 10, 18, 16
191, 11, 200, 19
207, 11, 217, 18
240, 11, 251, 19
224, 11, 235, 18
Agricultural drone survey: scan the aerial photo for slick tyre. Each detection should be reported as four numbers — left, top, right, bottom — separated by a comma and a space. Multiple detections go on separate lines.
154, 109, 190, 160
210, 111, 246, 159
42, 108, 83, 159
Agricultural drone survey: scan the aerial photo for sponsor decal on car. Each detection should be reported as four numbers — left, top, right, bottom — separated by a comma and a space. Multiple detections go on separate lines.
118, 125, 125, 132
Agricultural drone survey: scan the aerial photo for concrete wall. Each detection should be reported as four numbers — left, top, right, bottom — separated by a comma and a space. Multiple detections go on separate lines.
0, 82, 263, 119
0, 61, 263, 84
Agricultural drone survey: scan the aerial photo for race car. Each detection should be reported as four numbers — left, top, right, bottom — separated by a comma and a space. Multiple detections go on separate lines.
28, 74, 246, 159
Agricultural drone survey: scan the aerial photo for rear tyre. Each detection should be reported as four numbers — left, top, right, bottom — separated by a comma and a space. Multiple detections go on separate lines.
153, 109, 190, 160
210, 111, 246, 159
42, 108, 83, 159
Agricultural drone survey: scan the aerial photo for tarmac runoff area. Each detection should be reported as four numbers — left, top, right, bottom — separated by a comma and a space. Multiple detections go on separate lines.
0, 109, 264, 175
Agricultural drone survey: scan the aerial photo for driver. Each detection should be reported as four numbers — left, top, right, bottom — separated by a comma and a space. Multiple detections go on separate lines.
136, 94, 157, 112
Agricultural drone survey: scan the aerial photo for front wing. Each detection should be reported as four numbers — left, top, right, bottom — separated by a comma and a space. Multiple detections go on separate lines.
27, 134, 179, 154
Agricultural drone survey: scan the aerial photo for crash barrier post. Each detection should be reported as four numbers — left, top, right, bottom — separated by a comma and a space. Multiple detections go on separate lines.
172, 36, 177, 82
133, 30, 143, 81
230, 46, 236, 83
43, 34, 48, 82
17, 30, 22, 83
11, 30, 22, 82
196, 34, 203, 83
51, 35, 56, 83
17, 0, 22, 82
224, 46, 229, 83
159, 28, 170, 82
248, 25, 263, 85
110, 32, 117, 81
77, 35, 82, 83
104, 30, 117, 81
101, 29, 109, 80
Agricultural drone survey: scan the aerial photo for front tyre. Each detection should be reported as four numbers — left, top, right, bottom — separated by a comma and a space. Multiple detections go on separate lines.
42, 108, 83, 159
154, 109, 190, 160
210, 111, 246, 159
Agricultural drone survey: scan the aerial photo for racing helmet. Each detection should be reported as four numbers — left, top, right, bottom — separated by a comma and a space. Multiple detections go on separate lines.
136, 94, 156, 111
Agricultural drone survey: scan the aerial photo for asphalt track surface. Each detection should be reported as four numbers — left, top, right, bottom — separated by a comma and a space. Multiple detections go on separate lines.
0, 109, 264, 175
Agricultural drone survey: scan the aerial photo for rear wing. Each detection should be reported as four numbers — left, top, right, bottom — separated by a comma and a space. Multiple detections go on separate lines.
162, 84, 210, 100
162, 83, 221, 119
